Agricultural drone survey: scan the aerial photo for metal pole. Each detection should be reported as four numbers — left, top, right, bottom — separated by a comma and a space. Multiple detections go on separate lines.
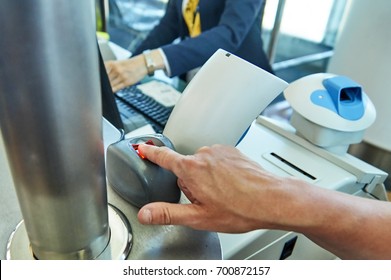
267, 0, 286, 64
0, 1, 110, 259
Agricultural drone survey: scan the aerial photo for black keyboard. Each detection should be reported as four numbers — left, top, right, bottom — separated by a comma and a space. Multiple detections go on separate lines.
115, 86, 174, 133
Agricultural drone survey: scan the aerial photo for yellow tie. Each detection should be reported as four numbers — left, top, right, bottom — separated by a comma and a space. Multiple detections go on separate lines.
183, 0, 201, 37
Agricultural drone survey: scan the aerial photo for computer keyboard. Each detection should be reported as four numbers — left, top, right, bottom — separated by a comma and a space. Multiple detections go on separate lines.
115, 98, 151, 132
115, 84, 178, 133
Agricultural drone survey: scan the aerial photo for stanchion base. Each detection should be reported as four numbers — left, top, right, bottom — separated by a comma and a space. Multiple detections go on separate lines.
6, 204, 132, 260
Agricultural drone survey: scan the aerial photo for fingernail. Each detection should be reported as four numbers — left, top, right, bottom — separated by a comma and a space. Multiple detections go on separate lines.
141, 209, 152, 224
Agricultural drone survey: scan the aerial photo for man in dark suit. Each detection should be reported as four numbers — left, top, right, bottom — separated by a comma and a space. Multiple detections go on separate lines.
105, 0, 272, 92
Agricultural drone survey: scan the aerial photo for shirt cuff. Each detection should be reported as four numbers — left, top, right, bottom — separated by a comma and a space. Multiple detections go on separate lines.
158, 48, 172, 77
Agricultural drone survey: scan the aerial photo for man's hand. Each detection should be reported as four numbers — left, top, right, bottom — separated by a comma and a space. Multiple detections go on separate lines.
137, 144, 285, 233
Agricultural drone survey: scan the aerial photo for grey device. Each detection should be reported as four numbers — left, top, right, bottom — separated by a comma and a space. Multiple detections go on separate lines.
106, 134, 180, 208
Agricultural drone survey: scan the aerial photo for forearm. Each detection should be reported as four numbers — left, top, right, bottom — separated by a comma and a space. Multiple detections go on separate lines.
268, 178, 391, 259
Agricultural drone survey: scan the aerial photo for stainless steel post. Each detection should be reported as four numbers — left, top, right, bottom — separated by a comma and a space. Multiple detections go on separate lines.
0, 1, 110, 259
267, 0, 286, 64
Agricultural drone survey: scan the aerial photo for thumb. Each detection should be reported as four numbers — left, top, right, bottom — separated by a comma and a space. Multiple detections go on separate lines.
138, 202, 198, 226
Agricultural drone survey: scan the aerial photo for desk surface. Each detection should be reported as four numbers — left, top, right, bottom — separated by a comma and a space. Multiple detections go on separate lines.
0, 121, 221, 260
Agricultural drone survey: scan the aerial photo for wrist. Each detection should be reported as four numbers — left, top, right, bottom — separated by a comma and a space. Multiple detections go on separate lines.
271, 178, 339, 232
254, 176, 314, 230
142, 49, 165, 76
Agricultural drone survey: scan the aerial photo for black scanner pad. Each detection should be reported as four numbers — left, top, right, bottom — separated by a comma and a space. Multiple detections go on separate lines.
106, 134, 180, 208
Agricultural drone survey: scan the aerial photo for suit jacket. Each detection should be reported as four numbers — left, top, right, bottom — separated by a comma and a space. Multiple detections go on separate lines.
133, 0, 272, 77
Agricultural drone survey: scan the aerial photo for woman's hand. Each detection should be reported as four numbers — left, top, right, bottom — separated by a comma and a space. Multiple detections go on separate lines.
105, 55, 147, 92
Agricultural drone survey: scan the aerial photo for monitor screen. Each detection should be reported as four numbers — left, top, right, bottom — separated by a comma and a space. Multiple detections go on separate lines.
97, 45, 124, 130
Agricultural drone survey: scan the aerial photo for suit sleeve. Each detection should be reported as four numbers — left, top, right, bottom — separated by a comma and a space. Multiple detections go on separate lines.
132, 0, 181, 55
162, 0, 266, 77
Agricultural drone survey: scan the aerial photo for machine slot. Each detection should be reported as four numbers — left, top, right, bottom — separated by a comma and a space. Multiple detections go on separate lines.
269, 152, 317, 181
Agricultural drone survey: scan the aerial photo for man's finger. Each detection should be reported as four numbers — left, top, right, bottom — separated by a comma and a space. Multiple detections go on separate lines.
138, 144, 188, 177
138, 202, 200, 227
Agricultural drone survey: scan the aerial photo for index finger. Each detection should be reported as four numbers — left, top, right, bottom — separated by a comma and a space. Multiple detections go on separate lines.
138, 144, 187, 177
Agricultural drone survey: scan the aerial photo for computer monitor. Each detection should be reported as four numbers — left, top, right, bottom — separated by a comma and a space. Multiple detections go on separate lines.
98, 45, 124, 130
